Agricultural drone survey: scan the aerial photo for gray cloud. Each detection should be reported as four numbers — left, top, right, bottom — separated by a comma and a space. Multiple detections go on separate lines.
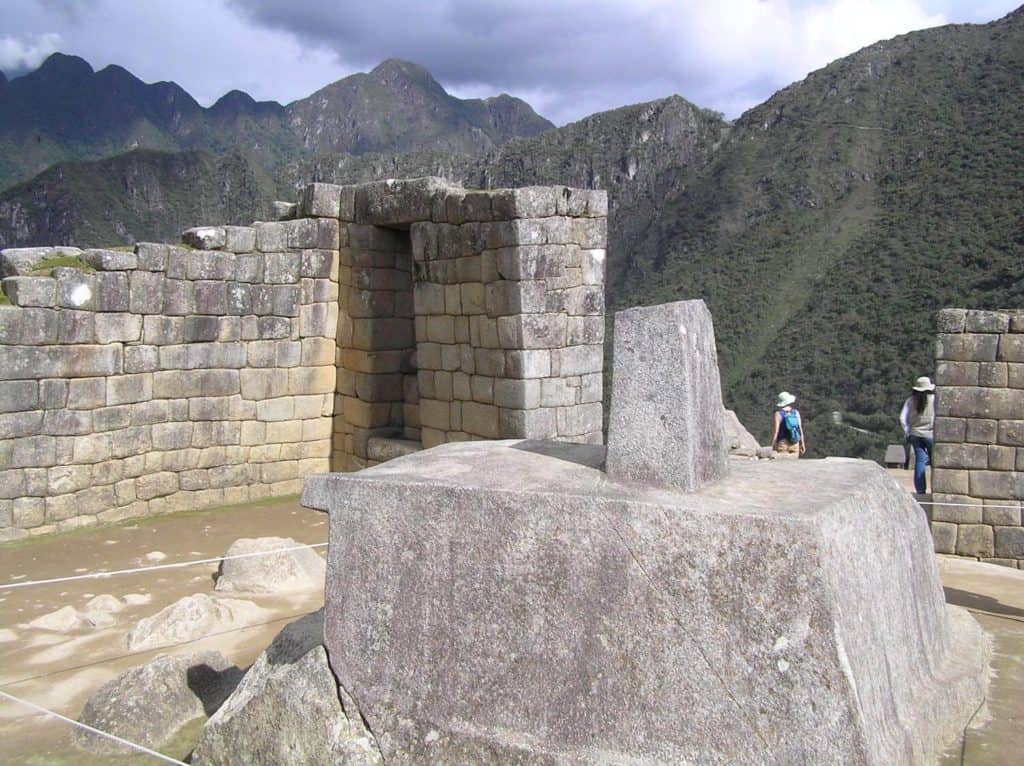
1, 0, 1018, 125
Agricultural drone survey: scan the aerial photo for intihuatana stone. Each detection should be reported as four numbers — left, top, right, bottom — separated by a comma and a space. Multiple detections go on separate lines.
606, 299, 728, 491
303, 442, 990, 765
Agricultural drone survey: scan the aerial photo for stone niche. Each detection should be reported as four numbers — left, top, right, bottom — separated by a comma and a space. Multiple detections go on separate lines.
303, 299, 990, 765
329, 178, 607, 472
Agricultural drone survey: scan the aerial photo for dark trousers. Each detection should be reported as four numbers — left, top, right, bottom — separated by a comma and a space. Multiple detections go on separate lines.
908, 435, 933, 494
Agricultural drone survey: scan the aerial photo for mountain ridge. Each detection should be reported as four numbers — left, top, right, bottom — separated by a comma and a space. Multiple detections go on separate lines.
1, 10, 1021, 458
0, 53, 553, 191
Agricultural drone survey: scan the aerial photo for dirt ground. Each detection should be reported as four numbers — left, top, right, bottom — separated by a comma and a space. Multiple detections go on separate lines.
1, 481, 1020, 765
0, 495, 328, 765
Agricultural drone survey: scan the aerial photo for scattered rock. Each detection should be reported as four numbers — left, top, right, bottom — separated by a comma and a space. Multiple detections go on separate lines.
79, 610, 117, 629
28, 605, 81, 632
74, 651, 242, 757
192, 610, 381, 766
723, 408, 760, 452
125, 594, 263, 652
85, 594, 125, 613
123, 593, 151, 606
214, 537, 325, 594
145, 551, 168, 562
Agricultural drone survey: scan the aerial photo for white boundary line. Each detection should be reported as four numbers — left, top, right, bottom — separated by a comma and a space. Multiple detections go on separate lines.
916, 501, 1021, 509
0, 542, 328, 591
0, 689, 189, 765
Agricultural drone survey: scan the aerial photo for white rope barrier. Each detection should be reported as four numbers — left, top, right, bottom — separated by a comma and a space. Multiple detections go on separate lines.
0, 689, 189, 765
915, 500, 1021, 510
0, 542, 328, 591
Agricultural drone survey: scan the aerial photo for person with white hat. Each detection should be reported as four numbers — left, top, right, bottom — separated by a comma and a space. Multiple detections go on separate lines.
900, 376, 936, 493
770, 391, 805, 457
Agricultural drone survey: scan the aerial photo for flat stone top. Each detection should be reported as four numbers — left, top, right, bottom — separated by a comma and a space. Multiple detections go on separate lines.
303, 439, 884, 521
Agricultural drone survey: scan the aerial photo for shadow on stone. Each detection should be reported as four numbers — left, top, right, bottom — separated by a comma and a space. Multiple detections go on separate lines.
187, 662, 246, 716
944, 586, 1024, 619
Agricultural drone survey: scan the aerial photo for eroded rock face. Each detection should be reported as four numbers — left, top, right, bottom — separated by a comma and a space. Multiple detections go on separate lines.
192, 610, 382, 766
125, 593, 264, 652
74, 651, 241, 756
214, 536, 326, 594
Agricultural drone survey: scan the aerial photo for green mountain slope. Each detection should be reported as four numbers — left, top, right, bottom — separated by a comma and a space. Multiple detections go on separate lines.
625, 8, 1023, 454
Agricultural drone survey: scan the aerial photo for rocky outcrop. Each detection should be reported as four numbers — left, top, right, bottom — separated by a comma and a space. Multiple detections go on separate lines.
192, 610, 381, 766
74, 651, 242, 756
125, 594, 265, 652
723, 408, 760, 452
214, 537, 326, 594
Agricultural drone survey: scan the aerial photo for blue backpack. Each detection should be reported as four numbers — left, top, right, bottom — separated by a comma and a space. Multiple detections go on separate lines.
780, 408, 801, 443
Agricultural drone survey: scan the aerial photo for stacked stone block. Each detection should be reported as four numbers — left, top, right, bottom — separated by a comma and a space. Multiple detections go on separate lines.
328, 179, 607, 470
0, 176, 609, 538
0, 215, 339, 541
932, 308, 1024, 568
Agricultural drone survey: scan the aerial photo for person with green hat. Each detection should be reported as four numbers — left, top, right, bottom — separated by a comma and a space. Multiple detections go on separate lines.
900, 376, 936, 493
770, 391, 805, 457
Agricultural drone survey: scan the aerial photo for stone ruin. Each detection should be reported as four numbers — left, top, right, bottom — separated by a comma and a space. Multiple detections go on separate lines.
930, 308, 1024, 568
303, 299, 991, 764
0, 177, 605, 540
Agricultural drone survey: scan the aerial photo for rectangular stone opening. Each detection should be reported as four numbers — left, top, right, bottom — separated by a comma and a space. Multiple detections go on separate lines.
332, 224, 418, 471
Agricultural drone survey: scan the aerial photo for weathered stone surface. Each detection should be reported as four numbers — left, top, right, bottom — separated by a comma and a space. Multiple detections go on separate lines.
723, 408, 760, 451
81, 248, 137, 271
183, 226, 227, 250
126, 594, 266, 652
1, 247, 61, 277
192, 610, 382, 766
303, 443, 989, 766
75, 651, 242, 756
607, 300, 728, 492
355, 177, 455, 225
214, 537, 326, 594
2, 276, 56, 307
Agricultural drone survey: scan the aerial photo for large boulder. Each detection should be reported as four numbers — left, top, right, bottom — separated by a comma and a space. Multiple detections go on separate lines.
74, 651, 241, 756
214, 537, 326, 594
126, 594, 265, 652
723, 408, 761, 452
192, 610, 382, 766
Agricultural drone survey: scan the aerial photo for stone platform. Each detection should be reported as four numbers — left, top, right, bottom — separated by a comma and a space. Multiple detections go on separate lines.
302, 441, 990, 765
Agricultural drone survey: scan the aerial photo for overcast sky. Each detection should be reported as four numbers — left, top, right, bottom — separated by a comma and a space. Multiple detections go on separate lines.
0, 0, 1018, 124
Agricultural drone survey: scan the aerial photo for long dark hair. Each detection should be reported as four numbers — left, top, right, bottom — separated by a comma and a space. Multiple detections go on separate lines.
912, 389, 933, 414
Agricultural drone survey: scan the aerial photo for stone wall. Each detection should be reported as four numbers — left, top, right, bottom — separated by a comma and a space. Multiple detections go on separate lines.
0, 217, 339, 541
331, 179, 607, 470
931, 308, 1024, 568
0, 177, 609, 538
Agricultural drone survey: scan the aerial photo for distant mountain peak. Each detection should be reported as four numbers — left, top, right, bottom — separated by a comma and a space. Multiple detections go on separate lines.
35, 52, 94, 79
371, 58, 433, 78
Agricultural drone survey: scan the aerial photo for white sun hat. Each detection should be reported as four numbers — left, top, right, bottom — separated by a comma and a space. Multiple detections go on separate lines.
912, 376, 935, 392
775, 391, 796, 408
